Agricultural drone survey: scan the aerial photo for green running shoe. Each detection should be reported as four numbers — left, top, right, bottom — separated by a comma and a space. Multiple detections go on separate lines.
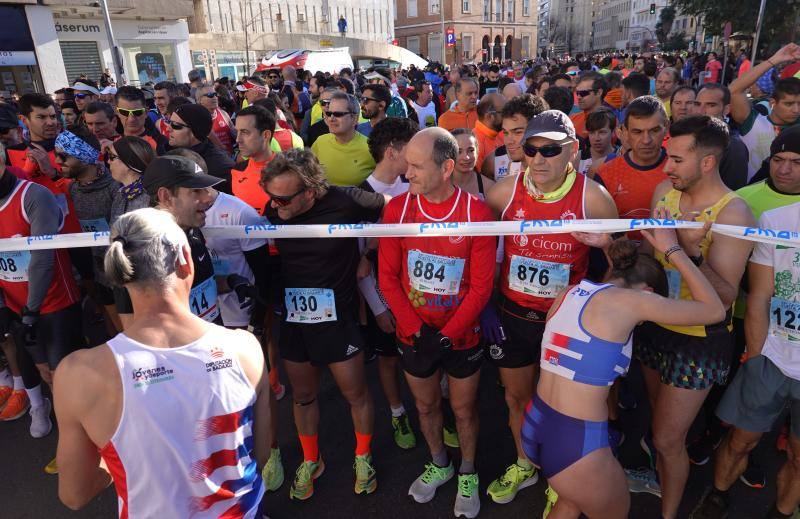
487, 463, 538, 504
454, 473, 480, 518
262, 447, 284, 492
289, 457, 325, 500
443, 424, 460, 448
354, 454, 377, 494
543, 485, 558, 519
392, 413, 417, 450
408, 461, 455, 503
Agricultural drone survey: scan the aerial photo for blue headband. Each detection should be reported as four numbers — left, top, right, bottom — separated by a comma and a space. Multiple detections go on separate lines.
55, 131, 100, 164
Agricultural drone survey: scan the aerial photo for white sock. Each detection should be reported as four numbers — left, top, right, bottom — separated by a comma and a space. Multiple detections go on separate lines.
390, 405, 405, 418
12, 376, 24, 391
26, 384, 44, 408
0, 368, 11, 386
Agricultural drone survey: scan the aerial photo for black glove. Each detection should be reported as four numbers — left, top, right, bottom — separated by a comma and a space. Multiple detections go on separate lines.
0, 307, 13, 337
12, 307, 38, 347
413, 323, 446, 354
226, 274, 259, 311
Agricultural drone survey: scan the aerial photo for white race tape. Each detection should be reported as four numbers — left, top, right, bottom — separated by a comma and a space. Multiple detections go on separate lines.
0, 219, 797, 252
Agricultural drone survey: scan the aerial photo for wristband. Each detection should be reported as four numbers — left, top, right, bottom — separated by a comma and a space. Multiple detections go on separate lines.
663, 245, 682, 263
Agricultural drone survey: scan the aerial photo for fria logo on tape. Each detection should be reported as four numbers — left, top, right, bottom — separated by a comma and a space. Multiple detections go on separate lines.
26, 235, 54, 246
328, 223, 366, 234
742, 227, 800, 240
419, 222, 460, 233
243, 224, 278, 235
518, 220, 564, 233
629, 218, 677, 229
93, 231, 110, 242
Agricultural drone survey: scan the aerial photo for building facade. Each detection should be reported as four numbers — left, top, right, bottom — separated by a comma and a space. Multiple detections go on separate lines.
537, 0, 593, 56
590, 0, 631, 51
393, 0, 538, 65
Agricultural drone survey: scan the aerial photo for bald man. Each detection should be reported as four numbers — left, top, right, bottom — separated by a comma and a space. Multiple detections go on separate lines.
474, 93, 506, 171
503, 82, 524, 100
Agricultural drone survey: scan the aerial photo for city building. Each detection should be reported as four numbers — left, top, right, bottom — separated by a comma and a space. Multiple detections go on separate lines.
538, 0, 593, 56
393, 0, 538, 65
590, 0, 631, 51
1, 0, 193, 95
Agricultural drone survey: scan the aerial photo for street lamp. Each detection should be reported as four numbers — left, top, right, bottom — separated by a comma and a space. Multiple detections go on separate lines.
432, 1, 446, 64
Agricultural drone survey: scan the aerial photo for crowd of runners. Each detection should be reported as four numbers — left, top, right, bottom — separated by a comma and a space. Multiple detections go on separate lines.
1, 42, 800, 519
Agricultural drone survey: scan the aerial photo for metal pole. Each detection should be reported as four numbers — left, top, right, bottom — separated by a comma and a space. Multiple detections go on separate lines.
99, 0, 125, 84
441, 1, 446, 65
245, 23, 250, 74
721, 39, 728, 84
751, 0, 767, 63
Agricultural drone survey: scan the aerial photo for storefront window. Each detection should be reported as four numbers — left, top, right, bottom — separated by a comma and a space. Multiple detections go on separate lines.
121, 42, 177, 85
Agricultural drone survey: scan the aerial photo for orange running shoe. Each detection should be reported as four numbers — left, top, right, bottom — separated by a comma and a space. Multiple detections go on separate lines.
0, 385, 12, 410
0, 390, 29, 421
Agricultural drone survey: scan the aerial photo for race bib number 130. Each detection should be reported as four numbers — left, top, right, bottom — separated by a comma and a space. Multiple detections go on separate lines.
285, 288, 337, 323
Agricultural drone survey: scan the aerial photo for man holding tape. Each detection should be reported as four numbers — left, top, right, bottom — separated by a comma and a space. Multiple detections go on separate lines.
379, 127, 495, 518
484, 110, 618, 506
261, 148, 386, 501
628, 116, 756, 519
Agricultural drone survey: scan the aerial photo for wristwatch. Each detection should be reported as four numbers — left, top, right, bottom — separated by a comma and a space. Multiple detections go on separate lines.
689, 254, 704, 267
440, 335, 452, 349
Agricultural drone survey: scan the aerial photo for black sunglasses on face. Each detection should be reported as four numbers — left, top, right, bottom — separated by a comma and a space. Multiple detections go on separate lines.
522, 143, 566, 158
170, 121, 190, 131
324, 111, 354, 119
118, 108, 147, 118
576, 89, 597, 98
360, 96, 379, 104
266, 187, 306, 207
320, 100, 332, 107
74, 93, 92, 99
202, 92, 218, 98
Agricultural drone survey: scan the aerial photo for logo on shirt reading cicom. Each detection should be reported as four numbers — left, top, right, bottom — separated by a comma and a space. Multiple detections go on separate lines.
131, 365, 174, 387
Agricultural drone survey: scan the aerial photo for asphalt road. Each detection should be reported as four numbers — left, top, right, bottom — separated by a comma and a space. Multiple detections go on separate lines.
0, 331, 787, 519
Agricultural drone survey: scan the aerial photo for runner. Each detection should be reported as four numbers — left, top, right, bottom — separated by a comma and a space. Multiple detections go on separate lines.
195, 83, 236, 156
729, 43, 800, 179
379, 127, 496, 518
107, 136, 155, 330
231, 105, 276, 216
311, 92, 375, 186
53, 207, 270, 517
473, 93, 506, 172
55, 128, 121, 334
357, 83, 391, 137
152, 80, 178, 136
689, 200, 800, 519
596, 96, 669, 239
577, 108, 618, 179
83, 102, 120, 143
359, 117, 418, 450
484, 110, 618, 507
168, 103, 235, 193
620, 73, 651, 110
481, 94, 548, 181
655, 67, 680, 118
142, 155, 224, 325
670, 86, 696, 122
525, 223, 725, 519
438, 78, 479, 131
410, 81, 439, 129
628, 116, 756, 519
261, 148, 385, 500
451, 128, 495, 199
570, 72, 608, 140
114, 86, 168, 154
236, 76, 269, 107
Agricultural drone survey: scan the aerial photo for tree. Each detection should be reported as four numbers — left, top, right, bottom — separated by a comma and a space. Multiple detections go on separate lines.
548, 14, 579, 54
663, 31, 690, 51
655, 6, 676, 45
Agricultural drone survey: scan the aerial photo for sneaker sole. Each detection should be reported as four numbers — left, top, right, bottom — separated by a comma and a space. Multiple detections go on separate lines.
739, 475, 765, 489
409, 471, 454, 503
31, 420, 53, 439
394, 437, 417, 450
273, 385, 286, 401
1, 403, 31, 421
266, 468, 284, 492
488, 472, 539, 504
629, 485, 661, 498
354, 478, 377, 495
454, 500, 481, 519
289, 460, 325, 501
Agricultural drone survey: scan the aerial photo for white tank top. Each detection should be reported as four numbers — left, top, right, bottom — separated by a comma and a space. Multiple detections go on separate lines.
100, 326, 264, 519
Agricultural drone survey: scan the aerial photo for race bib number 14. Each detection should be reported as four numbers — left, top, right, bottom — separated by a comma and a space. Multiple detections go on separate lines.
189, 277, 220, 323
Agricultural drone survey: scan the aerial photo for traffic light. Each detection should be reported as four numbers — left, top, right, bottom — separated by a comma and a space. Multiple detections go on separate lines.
649, 3, 656, 14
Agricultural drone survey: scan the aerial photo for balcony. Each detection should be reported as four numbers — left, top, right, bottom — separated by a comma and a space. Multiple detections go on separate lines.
44, 0, 194, 18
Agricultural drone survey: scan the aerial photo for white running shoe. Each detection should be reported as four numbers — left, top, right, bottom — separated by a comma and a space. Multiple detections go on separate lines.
30, 397, 52, 438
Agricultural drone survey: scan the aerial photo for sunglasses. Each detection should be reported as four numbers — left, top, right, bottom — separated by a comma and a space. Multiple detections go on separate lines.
576, 89, 597, 97
268, 75, 279, 80
522, 143, 567, 158
320, 100, 332, 107
202, 92, 218, 98
117, 107, 147, 118
566, 70, 580, 76
324, 111, 354, 119
360, 96, 379, 104
74, 93, 92, 99
266, 187, 306, 207
170, 121, 190, 131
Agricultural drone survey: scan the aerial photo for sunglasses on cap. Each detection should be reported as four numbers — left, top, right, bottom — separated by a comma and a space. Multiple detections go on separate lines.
117, 107, 147, 118
266, 187, 306, 207
522, 142, 567, 158
576, 89, 597, 97
324, 111, 354, 119
170, 121, 190, 131
202, 92, 218, 98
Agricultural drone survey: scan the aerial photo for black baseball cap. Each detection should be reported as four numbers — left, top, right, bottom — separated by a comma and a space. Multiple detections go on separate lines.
143, 155, 222, 197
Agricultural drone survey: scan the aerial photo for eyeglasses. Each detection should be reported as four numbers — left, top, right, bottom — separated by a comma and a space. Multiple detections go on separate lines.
202, 92, 218, 98
117, 107, 147, 118
170, 121, 190, 131
360, 96, 379, 104
576, 89, 597, 98
74, 93, 92, 99
324, 111, 354, 119
268, 75, 279, 80
566, 70, 580, 76
266, 187, 306, 207
522, 143, 567, 158
320, 100, 332, 107
106, 152, 119, 162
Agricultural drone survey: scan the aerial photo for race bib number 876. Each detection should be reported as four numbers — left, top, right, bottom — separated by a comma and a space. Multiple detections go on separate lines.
508, 255, 569, 298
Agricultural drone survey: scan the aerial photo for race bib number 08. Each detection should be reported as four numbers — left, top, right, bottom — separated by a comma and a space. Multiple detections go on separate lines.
407, 250, 465, 295
285, 288, 337, 323
508, 255, 569, 298
79, 218, 110, 233
189, 277, 220, 322
770, 297, 800, 342
0, 251, 30, 283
